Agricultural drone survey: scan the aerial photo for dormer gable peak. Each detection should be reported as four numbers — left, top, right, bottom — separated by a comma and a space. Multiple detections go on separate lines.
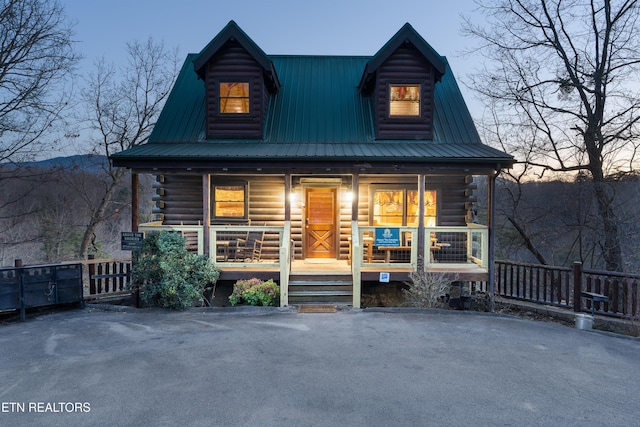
193, 20, 280, 93
359, 22, 446, 92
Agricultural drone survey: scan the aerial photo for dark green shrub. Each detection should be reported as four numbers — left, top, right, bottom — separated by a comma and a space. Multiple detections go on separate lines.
229, 278, 279, 306
131, 231, 220, 309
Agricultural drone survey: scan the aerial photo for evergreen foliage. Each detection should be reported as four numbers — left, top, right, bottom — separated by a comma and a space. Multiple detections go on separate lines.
131, 231, 220, 309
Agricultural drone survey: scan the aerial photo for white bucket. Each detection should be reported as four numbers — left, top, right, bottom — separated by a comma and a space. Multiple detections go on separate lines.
575, 314, 594, 330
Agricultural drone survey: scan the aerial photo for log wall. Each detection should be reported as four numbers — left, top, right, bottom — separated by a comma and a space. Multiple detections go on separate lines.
152, 174, 476, 261
204, 40, 267, 139
373, 44, 435, 139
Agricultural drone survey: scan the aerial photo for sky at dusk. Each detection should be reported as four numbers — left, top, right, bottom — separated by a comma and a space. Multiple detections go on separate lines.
61, 0, 487, 153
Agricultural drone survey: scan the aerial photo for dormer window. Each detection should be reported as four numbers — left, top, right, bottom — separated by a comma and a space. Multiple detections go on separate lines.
389, 84, 420, 117
220, 82, 249, 114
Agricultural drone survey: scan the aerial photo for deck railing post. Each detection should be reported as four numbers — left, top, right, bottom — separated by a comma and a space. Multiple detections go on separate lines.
88, 254, 96, 296
15, 259, 25, 321
573, 261, 583, 312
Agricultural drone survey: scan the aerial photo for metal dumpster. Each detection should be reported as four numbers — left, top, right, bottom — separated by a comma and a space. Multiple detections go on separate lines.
0, 263, 83, 321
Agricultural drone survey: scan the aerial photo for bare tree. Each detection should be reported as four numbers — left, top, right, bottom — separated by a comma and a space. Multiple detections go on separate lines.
0, 0, 78, 261
78, 38, 178, 258
465, 0, 640, 271
0, 0, 78, 162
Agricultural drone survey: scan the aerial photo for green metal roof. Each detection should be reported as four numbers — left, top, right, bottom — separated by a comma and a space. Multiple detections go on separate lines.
143, 54, 483, 145
112, 39, 512, 169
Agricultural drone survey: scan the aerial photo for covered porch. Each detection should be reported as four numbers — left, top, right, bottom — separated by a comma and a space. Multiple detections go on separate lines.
137, 221, 491, 308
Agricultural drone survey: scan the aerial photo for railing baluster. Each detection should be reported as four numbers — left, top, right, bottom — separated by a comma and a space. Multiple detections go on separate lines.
564, 270, 569, 307
97, 262, 103, 294
631, 280, 636, 317
88, 255, 96, 295
609, 278, 616, 314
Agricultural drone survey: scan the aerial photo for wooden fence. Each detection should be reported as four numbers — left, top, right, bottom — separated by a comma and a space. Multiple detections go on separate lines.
83, 255, 132, 300
495, 260, 640, 319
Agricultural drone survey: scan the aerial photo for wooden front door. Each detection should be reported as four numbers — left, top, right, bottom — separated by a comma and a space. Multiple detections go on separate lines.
304, 187, 337, 258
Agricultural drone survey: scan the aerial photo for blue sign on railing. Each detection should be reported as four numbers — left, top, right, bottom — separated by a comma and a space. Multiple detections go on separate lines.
375, 228, 400, 247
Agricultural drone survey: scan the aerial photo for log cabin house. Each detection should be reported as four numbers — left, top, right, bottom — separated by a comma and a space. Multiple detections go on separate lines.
111, 21, 513, 307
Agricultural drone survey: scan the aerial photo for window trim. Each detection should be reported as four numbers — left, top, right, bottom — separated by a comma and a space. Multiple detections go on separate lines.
211, 181, 249, 221
388, 83, 422, 118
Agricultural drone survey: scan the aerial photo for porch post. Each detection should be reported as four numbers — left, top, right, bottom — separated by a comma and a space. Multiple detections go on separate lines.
417, 174, 426, 270
488, 172, 497, 312
202, 174, 211, 257
351, 173, 361, 308
351, 174, 359, 221
284, 173, 291, 222
131, 173, 139, 232
281, 173, 292, 307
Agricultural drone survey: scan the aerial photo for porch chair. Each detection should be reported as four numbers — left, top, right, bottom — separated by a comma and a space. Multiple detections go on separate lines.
213, 219, 251, 262
236, 227, 265, 262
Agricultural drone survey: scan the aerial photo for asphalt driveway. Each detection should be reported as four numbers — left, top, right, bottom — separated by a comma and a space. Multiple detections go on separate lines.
1, 306, 638, 427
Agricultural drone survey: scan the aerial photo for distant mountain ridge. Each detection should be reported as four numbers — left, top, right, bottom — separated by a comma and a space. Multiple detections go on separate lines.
11, 154, 109, 171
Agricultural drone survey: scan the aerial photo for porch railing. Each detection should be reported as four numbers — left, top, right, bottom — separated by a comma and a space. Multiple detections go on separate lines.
427, 225, 488, 269
210, 225, 284, 268
354, 225, 488, 269
356, 226, 418, 268
138, 223, 286, 268
138, 222, 204, 254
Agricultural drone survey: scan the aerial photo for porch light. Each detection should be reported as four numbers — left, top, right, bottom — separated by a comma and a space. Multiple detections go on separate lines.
343, 191, 353, 203
289, 192, 297, 204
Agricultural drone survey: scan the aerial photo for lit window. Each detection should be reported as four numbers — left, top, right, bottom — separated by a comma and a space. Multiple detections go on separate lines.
372, 186, 436, 226
407, 190, 437, 227
389, 84, 420, 117
219, 82, 249, 114
213, 185, 246, 218
373, 190, 404, 226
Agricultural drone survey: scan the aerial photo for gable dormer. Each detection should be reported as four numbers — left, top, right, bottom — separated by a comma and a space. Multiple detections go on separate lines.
193, 21, 279, 139
359, 23, 446, 140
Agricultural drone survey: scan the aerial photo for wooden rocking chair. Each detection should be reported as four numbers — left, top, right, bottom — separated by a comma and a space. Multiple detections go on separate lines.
236, 229, 265, 262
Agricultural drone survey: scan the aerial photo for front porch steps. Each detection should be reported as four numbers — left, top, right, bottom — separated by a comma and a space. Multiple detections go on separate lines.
288, 274, 353, 305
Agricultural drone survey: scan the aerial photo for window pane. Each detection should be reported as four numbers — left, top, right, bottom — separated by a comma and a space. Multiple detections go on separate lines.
220, 82, 249, 113
390, 85, 420, 116
214, 186, 245, 217
407, 190, 437, 226
220, 83, 248, 98
372, 190, 404, 225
